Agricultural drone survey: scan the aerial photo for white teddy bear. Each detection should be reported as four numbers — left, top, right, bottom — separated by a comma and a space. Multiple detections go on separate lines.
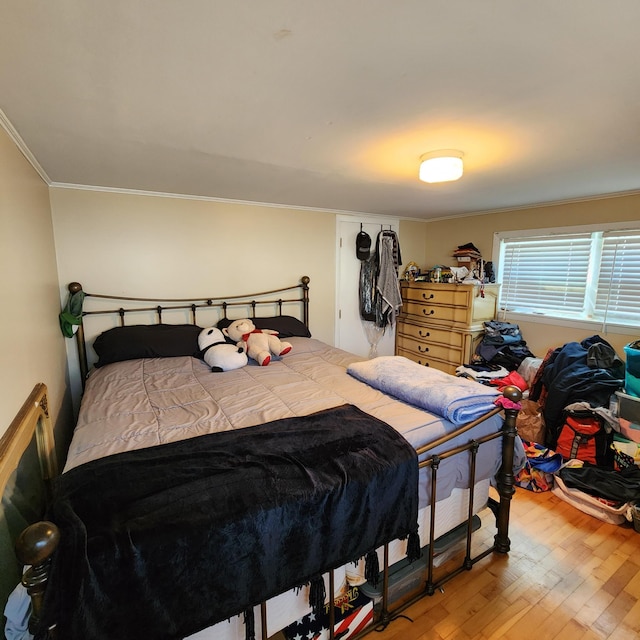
223, 318, 292, 366
198, 326, 248, 372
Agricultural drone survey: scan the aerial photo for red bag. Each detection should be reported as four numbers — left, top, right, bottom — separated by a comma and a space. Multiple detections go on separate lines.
555, 409, 613, 468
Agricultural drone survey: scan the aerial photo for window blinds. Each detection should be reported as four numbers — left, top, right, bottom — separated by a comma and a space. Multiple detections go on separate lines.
594, 231, 640, 324
500, 234, 591, 314
499, 229, 640, 327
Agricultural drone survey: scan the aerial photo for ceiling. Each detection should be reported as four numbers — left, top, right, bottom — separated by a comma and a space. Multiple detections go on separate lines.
2, 1, 640, 220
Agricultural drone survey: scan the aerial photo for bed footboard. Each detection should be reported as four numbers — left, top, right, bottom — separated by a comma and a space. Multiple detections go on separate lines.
14, 386, 522, 640
403, 384, 522, 603
493, 385, 521, 554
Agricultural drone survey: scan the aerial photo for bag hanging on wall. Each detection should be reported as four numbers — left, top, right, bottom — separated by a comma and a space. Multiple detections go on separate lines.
555, 409, 614, 468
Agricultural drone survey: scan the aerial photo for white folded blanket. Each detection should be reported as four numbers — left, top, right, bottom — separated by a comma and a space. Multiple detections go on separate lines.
347, 356, 500, 425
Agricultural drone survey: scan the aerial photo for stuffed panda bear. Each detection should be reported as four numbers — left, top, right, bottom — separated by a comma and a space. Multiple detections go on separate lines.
197, 326, 248, 372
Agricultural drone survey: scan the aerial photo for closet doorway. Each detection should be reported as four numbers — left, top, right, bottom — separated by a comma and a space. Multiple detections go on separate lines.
335, 215, 400, 358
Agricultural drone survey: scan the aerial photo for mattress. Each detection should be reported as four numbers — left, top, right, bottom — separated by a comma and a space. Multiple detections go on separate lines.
66, 338, 504, 501
64, 337, 507, 639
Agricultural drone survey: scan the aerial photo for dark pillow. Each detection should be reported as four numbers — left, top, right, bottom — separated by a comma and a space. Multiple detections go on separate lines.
93, 324, 203, 367
216, 316, 311, 339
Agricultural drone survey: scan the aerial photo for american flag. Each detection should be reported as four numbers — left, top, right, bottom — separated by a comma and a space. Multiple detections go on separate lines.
283, 586, 373, 640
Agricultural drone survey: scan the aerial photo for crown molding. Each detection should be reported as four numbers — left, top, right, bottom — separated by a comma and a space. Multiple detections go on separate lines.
0, 109, 51, 185
422, 188, 640, 223
48, 182, 382, 217
47, 181, 640, 224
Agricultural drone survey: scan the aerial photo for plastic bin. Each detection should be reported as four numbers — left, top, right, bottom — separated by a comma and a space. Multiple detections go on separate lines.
359, 515, 481, 604
616, 390, 640, 424
359, 554, 428, 605
624, 341, 640, 397
632, 504, 640, 534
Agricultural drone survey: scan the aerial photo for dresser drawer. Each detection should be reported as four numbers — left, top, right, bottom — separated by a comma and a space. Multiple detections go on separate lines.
403, 285, 471, 308
403, 301, 470, 325
396, 334, 463, 364
396, 348, 458, 376
397, 322, 464, 348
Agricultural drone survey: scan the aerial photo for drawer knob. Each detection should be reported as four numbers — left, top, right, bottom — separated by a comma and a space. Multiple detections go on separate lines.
418, 345, 429, 353
419, 330, 430, 337
422, 293, 435, 300
422, 309, 435, 316
418, 360, 429, 367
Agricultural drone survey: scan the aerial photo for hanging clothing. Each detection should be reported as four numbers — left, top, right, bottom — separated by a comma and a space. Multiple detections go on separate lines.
59, 290, 86, 338
375, 234, 402, 328
374, 229, 402, 275
358, 228, 403, 333
358, 253, 377, 322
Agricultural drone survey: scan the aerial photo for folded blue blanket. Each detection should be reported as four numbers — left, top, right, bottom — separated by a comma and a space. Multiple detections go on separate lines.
347, 356, 500, 425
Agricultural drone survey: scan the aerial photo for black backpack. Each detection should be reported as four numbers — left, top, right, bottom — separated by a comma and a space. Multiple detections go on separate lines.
559, 465, 640, 504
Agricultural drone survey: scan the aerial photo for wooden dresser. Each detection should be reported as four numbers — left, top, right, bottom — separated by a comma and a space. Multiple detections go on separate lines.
395, 282, 499, 375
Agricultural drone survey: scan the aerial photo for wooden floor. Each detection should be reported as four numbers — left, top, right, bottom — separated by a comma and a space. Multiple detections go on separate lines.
371, 487, 640, 640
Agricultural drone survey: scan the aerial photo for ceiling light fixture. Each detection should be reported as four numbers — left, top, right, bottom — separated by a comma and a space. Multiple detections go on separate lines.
419, 150, 464, 183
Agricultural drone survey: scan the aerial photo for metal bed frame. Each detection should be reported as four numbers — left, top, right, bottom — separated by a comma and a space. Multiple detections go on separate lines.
10, 276, 521, 640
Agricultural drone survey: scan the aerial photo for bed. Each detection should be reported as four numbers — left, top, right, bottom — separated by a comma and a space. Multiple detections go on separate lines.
8, 276, 522, 640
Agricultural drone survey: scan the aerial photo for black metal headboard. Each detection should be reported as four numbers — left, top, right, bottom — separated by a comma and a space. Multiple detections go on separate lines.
69, 276, 310, 384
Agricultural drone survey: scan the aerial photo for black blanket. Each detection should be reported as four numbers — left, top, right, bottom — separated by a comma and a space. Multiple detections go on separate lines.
39, 404, 418, 640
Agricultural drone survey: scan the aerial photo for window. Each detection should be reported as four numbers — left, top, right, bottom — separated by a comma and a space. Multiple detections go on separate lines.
495, 225, 640, 329
595, 231, 640, 324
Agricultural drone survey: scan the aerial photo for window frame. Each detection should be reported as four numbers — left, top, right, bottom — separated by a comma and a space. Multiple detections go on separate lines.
492, 221, 640, 334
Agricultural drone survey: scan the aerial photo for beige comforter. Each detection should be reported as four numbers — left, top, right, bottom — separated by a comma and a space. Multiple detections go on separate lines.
65, 337, 504, 504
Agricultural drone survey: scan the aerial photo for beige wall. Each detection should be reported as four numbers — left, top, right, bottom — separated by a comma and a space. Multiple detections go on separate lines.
49, 189, 428, 403
398, 219, 429, 273
0, 128, 71, 454
50, 187, 337, 333
50, 188, 342, 396
422, 194, 640, 357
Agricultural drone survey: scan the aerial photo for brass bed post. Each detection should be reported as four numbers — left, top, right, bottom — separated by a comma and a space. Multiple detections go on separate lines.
260, 602, 267, 640
68, 282, 89, 386
463, 440, 480, 571
493, 385, 522, 554
15, 521, 60, 638
328, 569, 335, 640
300, 276, 310, 329
425, 455, 440, 596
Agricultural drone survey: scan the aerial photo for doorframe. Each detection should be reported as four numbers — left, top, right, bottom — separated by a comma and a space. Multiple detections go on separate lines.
335, 213, 401, 351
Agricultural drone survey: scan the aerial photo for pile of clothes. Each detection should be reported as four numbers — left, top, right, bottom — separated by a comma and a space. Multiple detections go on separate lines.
475, 320, 536, 371
517, 336, 640, 524
456, 320, 536, 393
529, 335, 624, 448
